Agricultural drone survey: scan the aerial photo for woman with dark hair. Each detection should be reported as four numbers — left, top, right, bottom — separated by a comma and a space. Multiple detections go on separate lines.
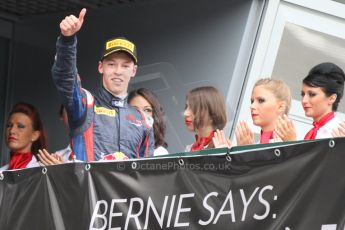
128, 88, 169, 156
301, 62, 345, 139
183, 86, 231, 151
1, 102, 47, 170
276, 62, 345, 140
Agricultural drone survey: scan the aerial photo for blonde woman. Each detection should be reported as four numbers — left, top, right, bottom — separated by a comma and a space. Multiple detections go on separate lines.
236, 78, 292, 145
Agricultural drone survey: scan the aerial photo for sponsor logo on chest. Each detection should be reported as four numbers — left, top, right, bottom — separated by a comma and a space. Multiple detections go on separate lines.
94, 105, 116, 117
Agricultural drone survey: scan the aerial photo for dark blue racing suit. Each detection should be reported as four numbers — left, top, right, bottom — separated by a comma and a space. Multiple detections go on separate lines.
52, 35, 154, 161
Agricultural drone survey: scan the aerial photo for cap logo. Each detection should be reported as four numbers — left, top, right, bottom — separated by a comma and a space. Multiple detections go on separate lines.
106, 39, 135, 53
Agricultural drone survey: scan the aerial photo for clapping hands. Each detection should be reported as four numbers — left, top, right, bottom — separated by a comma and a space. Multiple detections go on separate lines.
212, 129, 232, 149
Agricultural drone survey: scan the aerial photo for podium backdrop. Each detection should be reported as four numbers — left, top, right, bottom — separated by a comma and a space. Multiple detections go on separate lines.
0, 138, 345, 230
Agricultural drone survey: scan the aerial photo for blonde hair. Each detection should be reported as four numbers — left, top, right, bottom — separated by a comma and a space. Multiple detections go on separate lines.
254, 78, 291, 114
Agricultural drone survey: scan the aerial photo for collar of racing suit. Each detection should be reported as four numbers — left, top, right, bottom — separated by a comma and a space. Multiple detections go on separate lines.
97, 86, 128, 108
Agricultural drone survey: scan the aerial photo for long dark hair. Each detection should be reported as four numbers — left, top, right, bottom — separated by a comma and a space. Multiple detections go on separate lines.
8, 102, 47, 155
303, 62, 345, 111
128, 88, 168, 148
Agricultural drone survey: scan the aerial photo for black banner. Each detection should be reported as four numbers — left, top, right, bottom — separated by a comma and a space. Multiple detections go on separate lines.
0, 138, 345, 230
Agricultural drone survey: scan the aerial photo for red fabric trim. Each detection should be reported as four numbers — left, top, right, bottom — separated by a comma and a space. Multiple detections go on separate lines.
9, 152, 33, 170
145, 135, 149, 157
84, 122, 94, 161
191, 131, 215, 151
304, 112, 334, 140
260, 130, 274, 144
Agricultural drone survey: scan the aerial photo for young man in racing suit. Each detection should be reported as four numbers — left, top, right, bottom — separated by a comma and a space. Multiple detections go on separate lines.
44, 8, 154, 161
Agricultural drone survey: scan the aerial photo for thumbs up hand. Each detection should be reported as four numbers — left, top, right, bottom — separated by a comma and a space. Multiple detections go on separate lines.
60, 8, 86, 37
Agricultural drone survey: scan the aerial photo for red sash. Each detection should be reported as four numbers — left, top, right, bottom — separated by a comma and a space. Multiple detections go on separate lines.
9, 152, 33, 170
260, 130, 274, 144
304, 112, 334, 140
191, 131, 215, 151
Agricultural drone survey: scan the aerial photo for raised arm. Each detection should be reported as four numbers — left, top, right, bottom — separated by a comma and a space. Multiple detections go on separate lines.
52, 9, 88, 125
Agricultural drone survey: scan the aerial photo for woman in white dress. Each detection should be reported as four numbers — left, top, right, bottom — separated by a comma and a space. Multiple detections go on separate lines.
276, 62, 345, 140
